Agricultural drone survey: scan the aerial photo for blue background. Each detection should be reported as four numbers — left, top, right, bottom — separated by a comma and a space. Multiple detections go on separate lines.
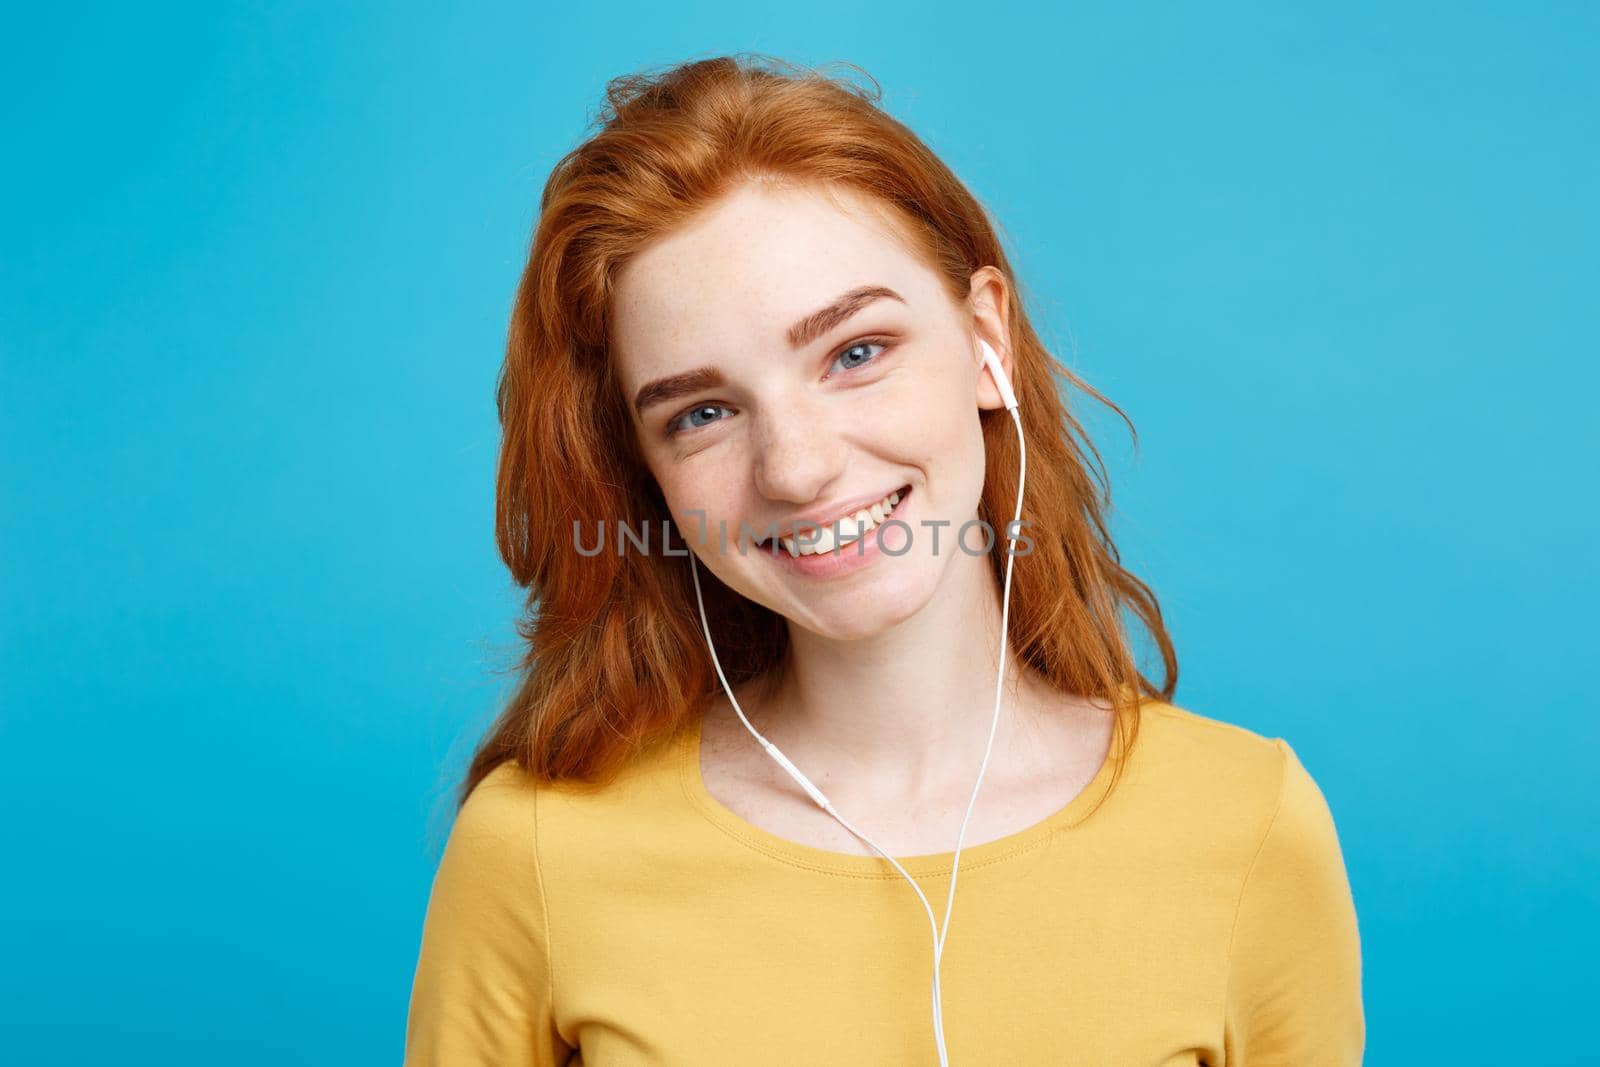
4, 3, 1594, 1063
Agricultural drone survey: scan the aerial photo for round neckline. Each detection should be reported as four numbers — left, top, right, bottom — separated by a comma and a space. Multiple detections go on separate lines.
676, 701, 1131, 878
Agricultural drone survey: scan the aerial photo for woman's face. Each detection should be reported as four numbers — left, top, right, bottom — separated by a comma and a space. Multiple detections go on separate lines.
611, 180, 1011, 641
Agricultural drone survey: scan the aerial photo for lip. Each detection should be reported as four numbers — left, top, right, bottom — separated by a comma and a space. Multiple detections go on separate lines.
753, 485, 913, 580
763, 484, 911, 541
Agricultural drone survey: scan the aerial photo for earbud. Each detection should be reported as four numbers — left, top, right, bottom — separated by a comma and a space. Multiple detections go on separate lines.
978, 338, 1018, 412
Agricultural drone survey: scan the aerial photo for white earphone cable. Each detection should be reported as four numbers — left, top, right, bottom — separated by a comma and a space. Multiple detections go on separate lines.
687, 340, 1024, 1065
930, 396, 1026, 1044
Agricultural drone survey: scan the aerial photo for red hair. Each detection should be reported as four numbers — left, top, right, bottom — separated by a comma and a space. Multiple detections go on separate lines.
460, 53, 1177, 808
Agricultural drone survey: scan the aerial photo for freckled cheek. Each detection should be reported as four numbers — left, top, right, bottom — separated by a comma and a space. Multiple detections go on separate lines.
880, 389, 969, 469
659, 472, 746, 548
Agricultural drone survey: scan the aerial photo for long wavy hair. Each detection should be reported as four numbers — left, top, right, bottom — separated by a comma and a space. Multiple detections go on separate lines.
458, 53, 1177, 810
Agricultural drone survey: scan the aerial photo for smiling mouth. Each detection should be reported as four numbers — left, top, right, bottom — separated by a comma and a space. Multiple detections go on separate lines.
755, 484, 912, 557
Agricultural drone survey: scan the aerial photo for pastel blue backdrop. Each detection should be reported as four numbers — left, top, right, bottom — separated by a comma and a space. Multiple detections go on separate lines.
4, 4, 1594, 1063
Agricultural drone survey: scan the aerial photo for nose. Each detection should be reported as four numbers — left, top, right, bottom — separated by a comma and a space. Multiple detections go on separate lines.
750, 391, 848, 505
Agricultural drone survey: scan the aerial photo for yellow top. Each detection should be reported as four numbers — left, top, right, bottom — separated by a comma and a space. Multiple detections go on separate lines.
404, 699, 1364, 1065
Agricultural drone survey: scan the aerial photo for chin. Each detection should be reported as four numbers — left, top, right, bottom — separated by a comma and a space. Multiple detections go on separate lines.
799, 575, 928, 641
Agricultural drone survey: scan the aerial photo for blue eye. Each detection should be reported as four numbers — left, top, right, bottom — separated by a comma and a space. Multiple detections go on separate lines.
666, 402, 733, 437
664, 337, 893, 439
829, 339, 889, 376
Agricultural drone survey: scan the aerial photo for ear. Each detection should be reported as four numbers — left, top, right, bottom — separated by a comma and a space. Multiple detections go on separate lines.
968, 266, 1015, 412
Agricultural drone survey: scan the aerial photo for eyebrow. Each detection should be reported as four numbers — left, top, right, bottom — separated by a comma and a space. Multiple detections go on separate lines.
631, 284, 907, 416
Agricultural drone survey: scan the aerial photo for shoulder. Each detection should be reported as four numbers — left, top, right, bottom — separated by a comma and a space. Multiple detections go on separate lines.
1130, 698, 1292, 804
431, 761, 546, 888
457, 732, 692, 866
408, 762, 567, 1065
1135, 698, 1283, 762
411, 762, 554, 983
453, 741, 672, 822
455, 760, 542, 832
1138, 698, 1340, 815
1122, 698, 1346, 868
1183, 703, 1365, 1060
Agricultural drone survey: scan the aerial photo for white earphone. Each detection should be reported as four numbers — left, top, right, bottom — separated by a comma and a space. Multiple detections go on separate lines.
687, 337, 1025, 1065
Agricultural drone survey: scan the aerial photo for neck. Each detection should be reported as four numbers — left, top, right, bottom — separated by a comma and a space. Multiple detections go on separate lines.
740, 549, 1060, 804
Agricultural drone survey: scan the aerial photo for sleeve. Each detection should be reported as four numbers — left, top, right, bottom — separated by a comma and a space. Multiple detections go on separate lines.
404, 767, 576, 1066
1223, 740, 1365, 1066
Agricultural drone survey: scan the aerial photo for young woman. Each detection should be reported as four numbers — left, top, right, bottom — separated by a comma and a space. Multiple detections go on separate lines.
404, 54, 1363, 1066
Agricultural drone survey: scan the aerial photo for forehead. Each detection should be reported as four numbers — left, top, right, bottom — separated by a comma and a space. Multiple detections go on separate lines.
610, 182, 941, 385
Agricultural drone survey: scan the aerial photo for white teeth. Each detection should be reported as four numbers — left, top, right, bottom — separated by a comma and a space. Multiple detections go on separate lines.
777, 488, 905, 557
